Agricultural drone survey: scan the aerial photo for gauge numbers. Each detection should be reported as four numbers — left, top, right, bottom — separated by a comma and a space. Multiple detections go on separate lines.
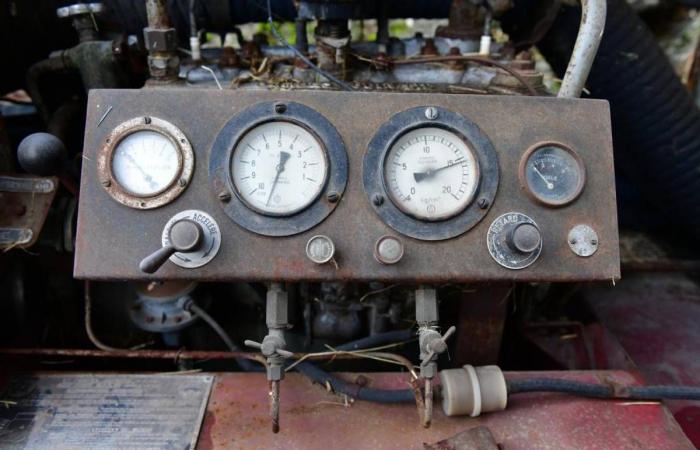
383, 127, 479, 221
231, 121, 328, 216
522, 144, 585, 206
111, 130, 180, 197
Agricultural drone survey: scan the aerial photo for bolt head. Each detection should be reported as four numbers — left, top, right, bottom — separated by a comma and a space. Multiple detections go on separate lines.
326, 191, 340, 203
425, 107, 438, 120
218, 191, 232, 203
477, 198, 489, 209
179, 178, 187, 187
101, 179, 112, 187
144, 116, 151, 124
275, 103, 287, 114
372, 194, 384, 206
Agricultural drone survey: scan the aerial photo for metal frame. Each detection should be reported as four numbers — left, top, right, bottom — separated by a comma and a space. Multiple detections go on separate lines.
97, 116, 194, 210
363, 106, 499, 241
210, 101, 348, 237
518, 141, 586, 207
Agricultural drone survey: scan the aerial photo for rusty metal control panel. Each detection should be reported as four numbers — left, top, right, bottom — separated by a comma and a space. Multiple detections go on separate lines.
75, 89, 619, 282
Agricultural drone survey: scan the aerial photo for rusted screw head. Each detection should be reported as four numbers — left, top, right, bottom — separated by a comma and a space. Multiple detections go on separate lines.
101, 179, 112, 187
275, 103, 287, 114
179, 178, 187, 187
144, 116, 152, 124
425, 107, 438, 120
477, 198, 489, 209
327, 191, 340, 203
218, 191, 232, 203
373, 194, 385, 206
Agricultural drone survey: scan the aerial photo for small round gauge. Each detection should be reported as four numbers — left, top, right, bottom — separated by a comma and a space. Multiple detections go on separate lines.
231, 121, 328, 216
520, 143, 585, 206
98, 116, 194, 210
112, 130, 180, 196
383, 127, 479, 221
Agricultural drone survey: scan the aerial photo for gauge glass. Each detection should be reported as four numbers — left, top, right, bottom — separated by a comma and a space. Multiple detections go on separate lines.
383, 127, 479, 221
231, 121, 328, 216
524, 145, 584, 205
111, 130, 180, 197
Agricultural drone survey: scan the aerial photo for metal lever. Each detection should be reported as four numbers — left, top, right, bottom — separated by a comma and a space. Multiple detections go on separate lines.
420, 326, 456, 367
139, 219, 203, 274
244, 339, 294, 359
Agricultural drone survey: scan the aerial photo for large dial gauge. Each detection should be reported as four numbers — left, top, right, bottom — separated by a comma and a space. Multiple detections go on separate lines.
98, 116, 194, 209
210, 101, 348, 237
231, 121, 328, 216
384, 127, 479, 221
520, 142, 585, 207
364, 106, 499, 241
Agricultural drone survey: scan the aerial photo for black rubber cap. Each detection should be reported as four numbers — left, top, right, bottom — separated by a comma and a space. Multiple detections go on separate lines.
17, 132, 66, 176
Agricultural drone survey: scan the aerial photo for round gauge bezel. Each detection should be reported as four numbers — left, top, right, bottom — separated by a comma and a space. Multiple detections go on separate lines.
382, 126, 481, 222
519, 141, 586, 207
230, 120, 330, 218
97, 116, 194, 210
364, 106, 499, 241
210, 101, 348, 237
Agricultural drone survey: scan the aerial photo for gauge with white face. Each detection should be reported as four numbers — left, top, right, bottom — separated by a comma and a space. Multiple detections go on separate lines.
383, 127, 479, 221
111, 130, 181, 197
231, 121, 328, 216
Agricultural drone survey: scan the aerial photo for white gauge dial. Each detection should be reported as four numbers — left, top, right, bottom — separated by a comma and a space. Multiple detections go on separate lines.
111, 130, 181, 197
383, 127, 479, 221
231, 121, 328, 216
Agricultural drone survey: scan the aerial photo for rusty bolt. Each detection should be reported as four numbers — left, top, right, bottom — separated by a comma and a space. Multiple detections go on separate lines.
179, 178, 187, 187
591, 239, 598, 245
477, 198, 489, 209
218, 191, 232, 203
373, 194, 384, 206
570, 238, 577, 245
275, 103, 287, 114
425, 107, 438, 120
327, 191, 340, 203
101, 179, 112, 187
144, 116, 152, 124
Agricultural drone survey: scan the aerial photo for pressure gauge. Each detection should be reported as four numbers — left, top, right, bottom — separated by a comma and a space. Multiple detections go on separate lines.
383, 127, 479, 221
112, 130, 180, 196
520, 143, 585, 207
98, 116, 194, 209
231, 121, 328, 216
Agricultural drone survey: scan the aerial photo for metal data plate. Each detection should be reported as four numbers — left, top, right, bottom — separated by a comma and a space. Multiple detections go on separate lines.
0, 175, 57, 249
0, 374, 213, 450
75, 89, 619, 282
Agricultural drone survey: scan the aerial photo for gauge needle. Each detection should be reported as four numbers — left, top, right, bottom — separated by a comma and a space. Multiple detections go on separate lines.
266, 151, 291, 206
413, 158, 463, 183
532, 166, 554, 190
123, 152, 157, 189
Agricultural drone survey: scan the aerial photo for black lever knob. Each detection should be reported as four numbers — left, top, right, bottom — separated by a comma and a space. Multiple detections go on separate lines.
507, 222, 541, 254
139, 219, 203, 274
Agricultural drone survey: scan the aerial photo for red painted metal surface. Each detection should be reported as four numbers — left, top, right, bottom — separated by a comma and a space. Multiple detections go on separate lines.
585, 273, 700, 448
198, 371, 693, 450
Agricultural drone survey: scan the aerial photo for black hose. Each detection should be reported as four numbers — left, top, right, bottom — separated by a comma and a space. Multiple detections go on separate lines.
186, 302, 258, 371
527, 0, 700, 235
508, 378, 700, 401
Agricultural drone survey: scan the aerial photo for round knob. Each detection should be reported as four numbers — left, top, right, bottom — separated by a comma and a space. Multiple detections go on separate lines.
508, 222, 541, 254
18, 133, 66, 176
139, 219, 203, 274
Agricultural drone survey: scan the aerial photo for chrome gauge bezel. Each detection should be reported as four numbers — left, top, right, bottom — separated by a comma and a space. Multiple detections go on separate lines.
210, 101, 348, 237
519, 141, 586, 207
97, 116, 194, 210
363, 106, 499, 241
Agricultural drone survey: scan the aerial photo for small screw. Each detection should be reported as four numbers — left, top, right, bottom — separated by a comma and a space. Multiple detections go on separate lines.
477, 198, 489, 209
327, 191, 340, 203
425, 107, 438, 120
373, 194, 385, 206
275, 103, 287, 114
179, 178, 187, 187
591, 239, 598, 245
218, 191, 232, 203
570, 238, 577, 245
144, 116, 152, 124
101, 179, 112, 187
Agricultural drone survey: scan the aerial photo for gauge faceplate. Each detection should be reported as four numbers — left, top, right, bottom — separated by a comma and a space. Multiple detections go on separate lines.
521, 143, 585, 206
112, 130, 180, 197
383, 127, 478, 221
98, 116, 194, 209
231, 121, 328, 216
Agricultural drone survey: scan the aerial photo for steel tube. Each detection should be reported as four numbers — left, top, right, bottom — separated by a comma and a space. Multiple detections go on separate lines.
558, 0, 606, 98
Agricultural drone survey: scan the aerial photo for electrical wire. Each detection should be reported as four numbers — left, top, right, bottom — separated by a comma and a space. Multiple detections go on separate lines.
186, 301, 258, 371
265, 0, 354, 91
507, 378, 700, 401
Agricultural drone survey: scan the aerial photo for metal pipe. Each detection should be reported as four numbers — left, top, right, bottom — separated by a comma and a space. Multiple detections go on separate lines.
145, 0, 172, 28
557, 0, 606, 98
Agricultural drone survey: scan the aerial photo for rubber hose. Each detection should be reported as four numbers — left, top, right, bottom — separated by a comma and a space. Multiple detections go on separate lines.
507, 378, 700, 401
532, 0, 700, 234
